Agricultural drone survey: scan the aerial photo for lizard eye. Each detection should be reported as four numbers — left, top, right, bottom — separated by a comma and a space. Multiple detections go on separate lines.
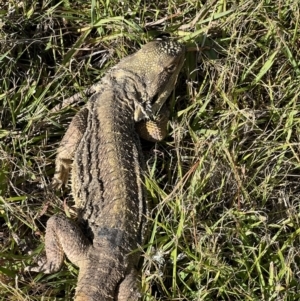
167, 64, 177, 73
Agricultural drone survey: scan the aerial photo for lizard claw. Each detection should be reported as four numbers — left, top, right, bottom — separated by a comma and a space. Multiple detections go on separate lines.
51, 177, 64, 190
25, 256, 51, 274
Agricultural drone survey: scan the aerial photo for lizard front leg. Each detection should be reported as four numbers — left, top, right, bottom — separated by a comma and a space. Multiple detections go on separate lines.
135, 105, 170, 142
53, 107, 89, 188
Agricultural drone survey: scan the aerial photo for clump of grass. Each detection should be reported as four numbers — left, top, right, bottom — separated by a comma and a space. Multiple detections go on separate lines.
1, 0, 300, 300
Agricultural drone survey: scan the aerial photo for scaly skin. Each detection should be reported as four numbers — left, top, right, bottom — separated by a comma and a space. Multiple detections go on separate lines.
26, 40, 185, 300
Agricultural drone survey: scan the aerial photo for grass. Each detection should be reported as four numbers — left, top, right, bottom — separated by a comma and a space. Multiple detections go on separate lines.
1, 0, 300, 300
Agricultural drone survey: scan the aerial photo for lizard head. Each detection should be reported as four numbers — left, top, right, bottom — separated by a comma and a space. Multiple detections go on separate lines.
116, 39, 186, 121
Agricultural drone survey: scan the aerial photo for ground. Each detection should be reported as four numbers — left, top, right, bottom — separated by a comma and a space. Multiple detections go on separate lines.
1, 0, 300, 300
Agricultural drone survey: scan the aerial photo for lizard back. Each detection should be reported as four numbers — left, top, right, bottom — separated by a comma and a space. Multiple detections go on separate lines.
26, 39, 186, 301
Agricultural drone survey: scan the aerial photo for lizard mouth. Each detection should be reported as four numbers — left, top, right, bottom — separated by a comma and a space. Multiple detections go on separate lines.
150, 92, 164, 119
151, 92, 159, 104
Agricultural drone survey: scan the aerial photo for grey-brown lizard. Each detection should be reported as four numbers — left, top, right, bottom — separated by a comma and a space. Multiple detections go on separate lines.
26, 39, 185, 301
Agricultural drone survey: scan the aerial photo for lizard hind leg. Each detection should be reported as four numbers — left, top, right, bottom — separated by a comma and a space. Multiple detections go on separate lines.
116, 268, 142, 301
26, 215, 90, 274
